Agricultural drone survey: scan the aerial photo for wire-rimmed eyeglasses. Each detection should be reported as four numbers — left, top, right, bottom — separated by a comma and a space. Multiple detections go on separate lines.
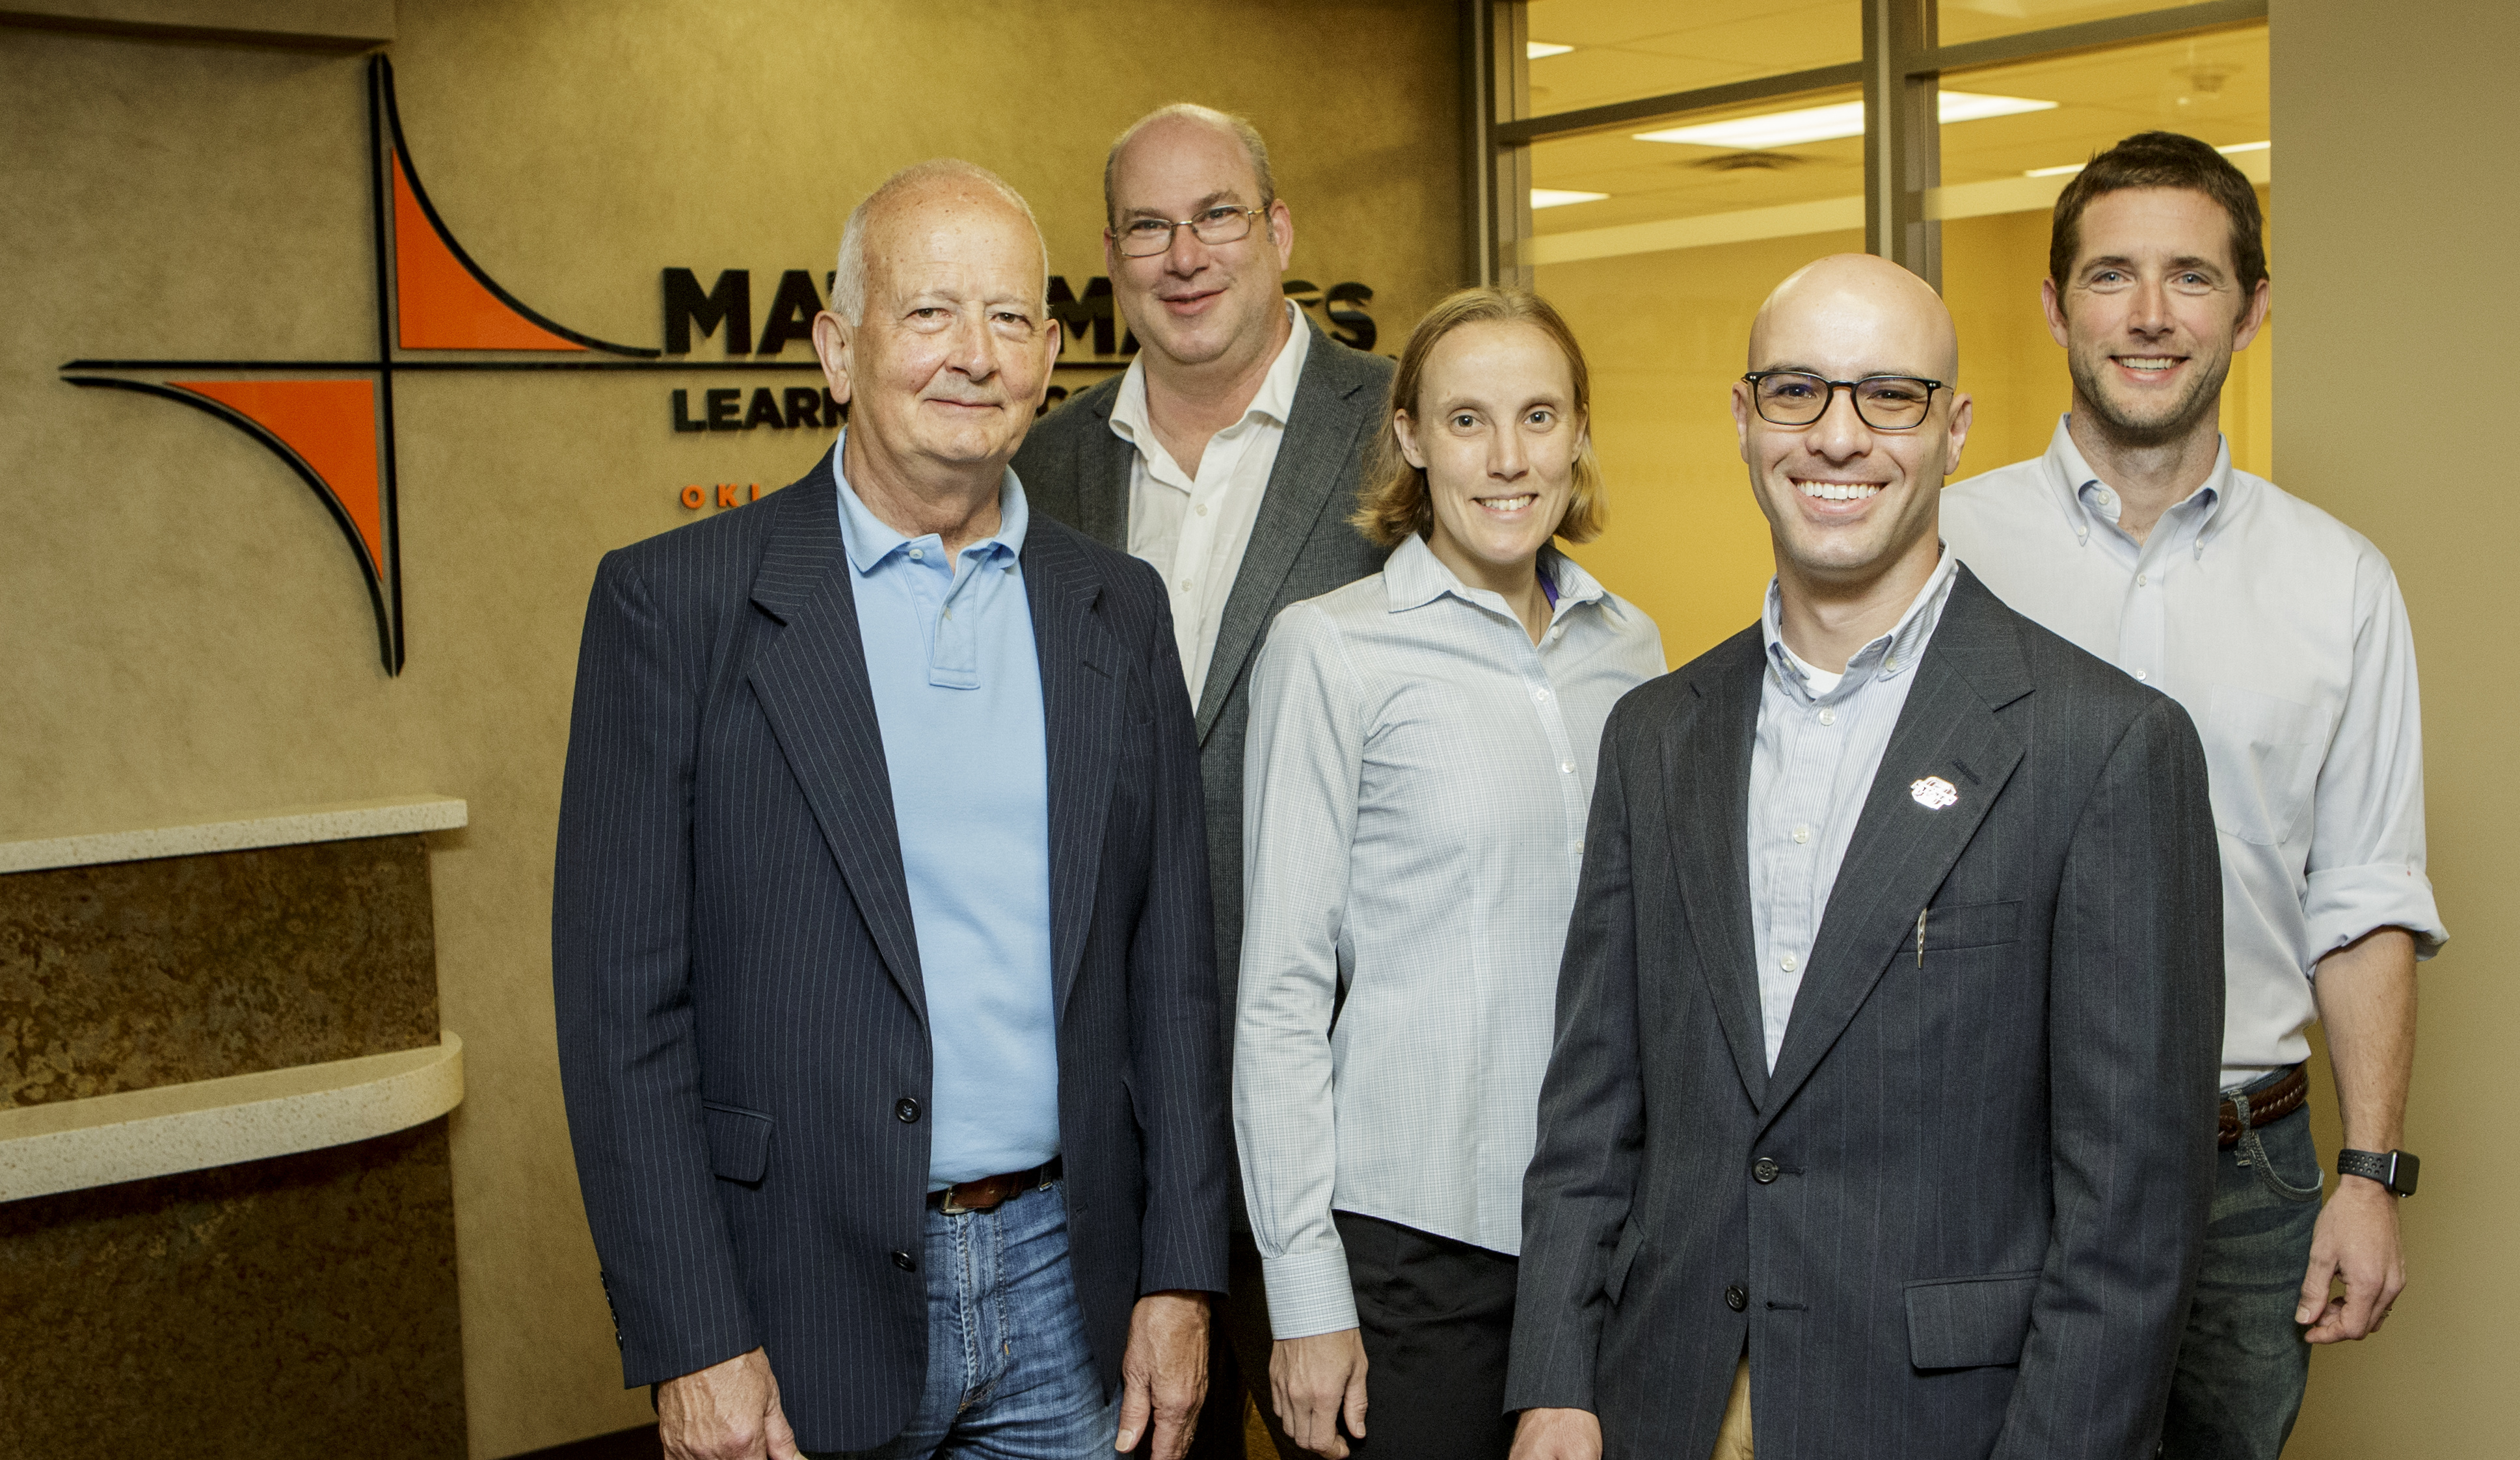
1112, 205, 1268, 258
1742, 371, 1946, 431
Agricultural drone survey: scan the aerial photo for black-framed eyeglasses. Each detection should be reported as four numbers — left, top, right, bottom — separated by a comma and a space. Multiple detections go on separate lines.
1112, 204, 1268, 258
1742, 371, 1945, 431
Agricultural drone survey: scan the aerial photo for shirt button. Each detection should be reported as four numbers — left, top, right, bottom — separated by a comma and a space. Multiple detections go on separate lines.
1196, 503, 1208, 516
1791, 825, 1810, 844
2136, 573, 2149, 587
1753, 1157, 1781, 1184
1561, 762, 1575, 775
1535, 687, 1551, 701
2134, 669, 2149, 682
1179, 579, 1193, 592
1818, 708, 1837, 726
907, 547, 925, 560
895, 1098, 920, 1123
1780, 953, 1799, 973
1725, 1284, 1749, 1312
892, 1249, 918, 1273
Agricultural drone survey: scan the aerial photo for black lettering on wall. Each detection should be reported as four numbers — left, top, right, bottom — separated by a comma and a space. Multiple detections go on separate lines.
671, 389, 707, 432
757, 270, 825, 355
1326, 282, 1376, 352
783, 387, 823, 429
825, 389, 847, 425
664, 269, 753, 354
744, 387, 784, 430
1047, 275, 1119, 356
704, 388, 742, 431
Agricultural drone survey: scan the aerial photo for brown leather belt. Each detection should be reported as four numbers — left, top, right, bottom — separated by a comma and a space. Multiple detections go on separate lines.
2218, 1065, 2308, 1148
929, 1156, 1062, 1215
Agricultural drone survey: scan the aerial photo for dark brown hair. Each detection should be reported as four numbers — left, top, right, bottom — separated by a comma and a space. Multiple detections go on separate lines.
1352, 287, 1603, 550
2050, 131, 2268, 302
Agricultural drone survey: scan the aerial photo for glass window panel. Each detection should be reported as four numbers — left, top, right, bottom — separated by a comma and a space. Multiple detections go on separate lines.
1938, 0, 2223, 47
1939, 23, 2272, 479
1525, 0, 1860, 120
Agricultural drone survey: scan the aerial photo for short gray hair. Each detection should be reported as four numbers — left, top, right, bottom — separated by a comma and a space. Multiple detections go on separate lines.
830, 159, 1049, 325
1102, 103, 1276, 228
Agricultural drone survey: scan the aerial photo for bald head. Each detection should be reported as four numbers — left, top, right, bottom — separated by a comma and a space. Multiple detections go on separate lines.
1750, 253, 1958, 383
831, 159, 1048, 325
1104, 103, 1274, 227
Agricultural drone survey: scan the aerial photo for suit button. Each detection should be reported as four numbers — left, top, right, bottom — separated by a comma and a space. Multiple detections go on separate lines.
1753, 1157, 1780, 1184
892, 1249, 918, 1273
895, 1097, 920, 1123
1724, 1284, 1749, 1312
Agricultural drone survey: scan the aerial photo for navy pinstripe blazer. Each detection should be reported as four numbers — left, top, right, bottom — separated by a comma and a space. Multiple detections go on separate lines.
1506, 569, 2224, 1459
552, 449, 1231, 1453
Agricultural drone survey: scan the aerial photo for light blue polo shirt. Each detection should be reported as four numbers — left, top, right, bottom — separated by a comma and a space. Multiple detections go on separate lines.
833, 440, 1058, 1188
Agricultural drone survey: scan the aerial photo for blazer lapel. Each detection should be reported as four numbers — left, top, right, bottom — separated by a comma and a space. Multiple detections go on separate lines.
1023, 526, 1125, 1019
1663, 628, 1772, 1110
1068, 386, 1133, 551
1756, 572, 2033, 1129
1194, 328, 1382, 743
744, 455, 927, 1020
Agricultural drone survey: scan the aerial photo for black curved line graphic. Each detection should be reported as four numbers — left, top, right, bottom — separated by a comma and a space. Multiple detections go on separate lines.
66, 377, 399, 674
373, 55, 661, 358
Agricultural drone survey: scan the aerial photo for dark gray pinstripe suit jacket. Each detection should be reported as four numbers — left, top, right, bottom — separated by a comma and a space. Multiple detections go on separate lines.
552, 449, 1231, 1453
1013, 321, 1392, 1101
1506, 568, 2224, 1460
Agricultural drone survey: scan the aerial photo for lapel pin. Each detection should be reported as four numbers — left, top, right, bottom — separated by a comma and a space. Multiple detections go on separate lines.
1910, 775, 1959, 810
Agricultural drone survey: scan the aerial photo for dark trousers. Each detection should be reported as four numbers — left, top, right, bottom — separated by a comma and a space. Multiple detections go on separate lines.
2160, 1071, 2322, 1460
1185, 1228, 1305, 1459
1332, 1210, 1519, 1460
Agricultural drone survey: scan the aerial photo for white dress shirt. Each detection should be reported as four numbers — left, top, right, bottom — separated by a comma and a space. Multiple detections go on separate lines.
1749, 550, 1960, 1070
1235, 534, 1664, 1339
1109, 299, 1311, 710
1942, 419, 2446, 1087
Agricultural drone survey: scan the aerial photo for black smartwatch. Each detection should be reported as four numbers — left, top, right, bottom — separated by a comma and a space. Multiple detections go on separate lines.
2336, 1148, 2420, 1197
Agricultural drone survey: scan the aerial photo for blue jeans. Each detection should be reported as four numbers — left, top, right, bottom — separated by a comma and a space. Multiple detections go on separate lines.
816, 1181, 1119, 1460
2160, 1070, 2322, 1460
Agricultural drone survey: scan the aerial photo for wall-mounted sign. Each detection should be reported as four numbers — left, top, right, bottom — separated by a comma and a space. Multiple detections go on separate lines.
57, 55, 1377, 674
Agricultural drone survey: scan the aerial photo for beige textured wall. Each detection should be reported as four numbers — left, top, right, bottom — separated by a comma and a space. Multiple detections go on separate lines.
0, 4, 1460, 1454
2270, 2, 2520, 1454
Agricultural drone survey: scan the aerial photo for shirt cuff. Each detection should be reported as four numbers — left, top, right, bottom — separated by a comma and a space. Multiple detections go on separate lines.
1261, 1245, 1359, 1340
2303, 861, 2449, 967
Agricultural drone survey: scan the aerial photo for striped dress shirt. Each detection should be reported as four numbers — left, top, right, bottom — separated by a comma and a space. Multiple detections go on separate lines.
1235, 533, 1663, 1339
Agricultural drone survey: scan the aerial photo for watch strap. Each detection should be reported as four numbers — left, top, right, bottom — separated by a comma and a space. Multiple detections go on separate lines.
2337, 1147, 2420, 1197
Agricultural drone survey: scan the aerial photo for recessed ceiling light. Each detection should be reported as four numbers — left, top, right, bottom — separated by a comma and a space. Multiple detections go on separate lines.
2217, 140, 2270, 153
1531, 188, 1609, 209
1636, 92, 2056, 151
1528, 41, 1574, 59
2025, 162, 2085, 177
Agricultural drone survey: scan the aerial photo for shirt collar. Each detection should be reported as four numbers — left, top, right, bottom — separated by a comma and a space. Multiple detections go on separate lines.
831, 431, 1030, 575
1382, 532, 1608, 624
1108, 299, 1313, 447
1760, 546, 1958, 706
2040, 414, 2241, 555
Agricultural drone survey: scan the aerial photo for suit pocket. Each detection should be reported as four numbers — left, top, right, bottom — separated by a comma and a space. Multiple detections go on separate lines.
1922, 899, 2020, 953
1604, 1221, 1646, 1306
703, 1101, 773, 1184
1903, 1269, 2041, 1369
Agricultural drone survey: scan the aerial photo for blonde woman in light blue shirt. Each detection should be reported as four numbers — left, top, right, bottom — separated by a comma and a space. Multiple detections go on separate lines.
1234, 288, 1663, 1460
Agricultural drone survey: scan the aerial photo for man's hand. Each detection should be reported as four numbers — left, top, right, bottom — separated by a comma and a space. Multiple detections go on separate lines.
656, 1347, 801, 1460
1509, 1406, 1603, 1460
2298, 1176, 2407, 1342
1118, 1290, 1211, 1458
1269, 1328, 1369, 1458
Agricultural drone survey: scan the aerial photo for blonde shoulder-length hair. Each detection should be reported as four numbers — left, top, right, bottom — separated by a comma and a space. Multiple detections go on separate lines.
1351, 286, 1605, 550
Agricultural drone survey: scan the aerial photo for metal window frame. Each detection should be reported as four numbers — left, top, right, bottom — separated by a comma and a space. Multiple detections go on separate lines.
1468, 0, 2269, 288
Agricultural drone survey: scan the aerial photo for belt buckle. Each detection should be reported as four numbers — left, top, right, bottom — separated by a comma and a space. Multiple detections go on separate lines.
939, 1184, 974, 1216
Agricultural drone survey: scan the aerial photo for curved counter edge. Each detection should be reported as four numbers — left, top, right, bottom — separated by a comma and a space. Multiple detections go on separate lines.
0, 1033, 465, 1202
0, 795, 469, 875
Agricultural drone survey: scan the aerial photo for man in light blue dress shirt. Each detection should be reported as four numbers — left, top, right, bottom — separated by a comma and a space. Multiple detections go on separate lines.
1940, 131, 2445, 1460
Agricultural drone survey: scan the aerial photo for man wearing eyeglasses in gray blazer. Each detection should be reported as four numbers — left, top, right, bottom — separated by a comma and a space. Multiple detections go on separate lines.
1013, 102, 1391, 1460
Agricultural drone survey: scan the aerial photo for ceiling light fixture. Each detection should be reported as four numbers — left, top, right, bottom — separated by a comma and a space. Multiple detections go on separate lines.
1531, 188, 1609, 209
1528, 41, 1574, 59
2216, 140, 2270, 153
2024, 140, 2269, 178
1636, 92, 2056, 150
